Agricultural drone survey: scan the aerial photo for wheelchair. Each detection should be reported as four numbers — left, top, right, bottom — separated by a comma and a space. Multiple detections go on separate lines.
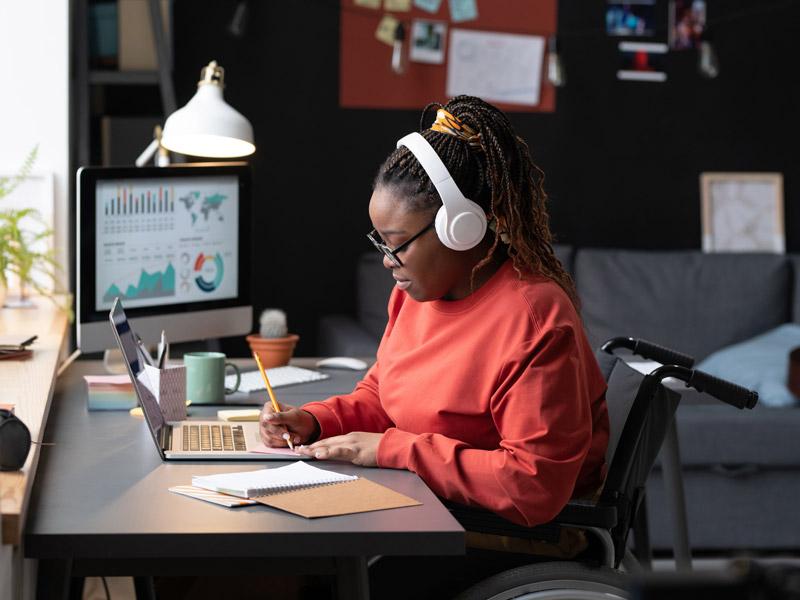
445, 337, 759, 600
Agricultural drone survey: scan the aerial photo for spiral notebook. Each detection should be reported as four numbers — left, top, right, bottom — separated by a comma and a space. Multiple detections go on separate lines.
190, 462, 421, 518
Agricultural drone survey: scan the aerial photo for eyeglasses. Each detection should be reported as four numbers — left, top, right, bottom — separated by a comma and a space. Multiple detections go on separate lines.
366, 220, 435, 268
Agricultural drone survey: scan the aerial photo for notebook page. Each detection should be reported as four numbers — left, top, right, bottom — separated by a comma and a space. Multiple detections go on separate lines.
191, 462, 358, 498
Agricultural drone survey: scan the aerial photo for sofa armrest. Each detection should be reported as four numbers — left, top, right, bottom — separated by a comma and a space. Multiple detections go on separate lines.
318, 315, 379, 358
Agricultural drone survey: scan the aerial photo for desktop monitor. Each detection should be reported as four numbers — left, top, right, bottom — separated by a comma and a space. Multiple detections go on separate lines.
77, 163, 252, 353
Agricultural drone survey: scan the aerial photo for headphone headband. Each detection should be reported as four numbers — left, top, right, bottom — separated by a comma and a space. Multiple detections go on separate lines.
396, 132, 487, 251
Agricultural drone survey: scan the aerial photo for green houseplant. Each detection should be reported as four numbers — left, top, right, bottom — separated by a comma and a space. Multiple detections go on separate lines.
0, 146, 67, 312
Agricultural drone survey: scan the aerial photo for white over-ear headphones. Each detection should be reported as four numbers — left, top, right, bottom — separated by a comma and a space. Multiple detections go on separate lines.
397, 132, 487, 251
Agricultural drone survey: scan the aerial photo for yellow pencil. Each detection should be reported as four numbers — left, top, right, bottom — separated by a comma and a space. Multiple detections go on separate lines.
253, 352, 294, 450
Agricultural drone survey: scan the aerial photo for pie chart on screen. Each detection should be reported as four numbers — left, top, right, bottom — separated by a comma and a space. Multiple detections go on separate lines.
194, 253, 224, 292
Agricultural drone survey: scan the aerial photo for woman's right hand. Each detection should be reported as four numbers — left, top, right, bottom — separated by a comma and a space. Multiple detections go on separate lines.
259, 402, 320, 447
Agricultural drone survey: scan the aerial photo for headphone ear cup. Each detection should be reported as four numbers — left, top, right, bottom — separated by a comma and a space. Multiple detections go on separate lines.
435, 201, 487, 251
434, 206, 452, 249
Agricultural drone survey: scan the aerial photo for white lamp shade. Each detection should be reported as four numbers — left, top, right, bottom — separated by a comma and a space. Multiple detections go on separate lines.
161, 84, 255, 158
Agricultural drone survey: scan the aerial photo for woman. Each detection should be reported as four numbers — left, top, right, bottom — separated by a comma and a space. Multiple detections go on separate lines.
261, 95, 608, 559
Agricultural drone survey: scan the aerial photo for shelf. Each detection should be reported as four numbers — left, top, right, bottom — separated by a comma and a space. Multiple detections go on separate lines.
89, 70, 160, 85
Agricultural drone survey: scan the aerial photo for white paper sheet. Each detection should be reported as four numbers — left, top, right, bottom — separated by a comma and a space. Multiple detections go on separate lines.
446, 29, 545, 107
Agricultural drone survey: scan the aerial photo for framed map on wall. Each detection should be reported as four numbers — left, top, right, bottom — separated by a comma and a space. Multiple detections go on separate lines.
701, 172, 784, 253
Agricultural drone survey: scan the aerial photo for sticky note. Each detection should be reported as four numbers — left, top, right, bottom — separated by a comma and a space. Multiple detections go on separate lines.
449, 0, 478, 23
354, 0, 381, 8
414, 0, 442, 13
385, 0, 411, 10
375, 14, 400, 46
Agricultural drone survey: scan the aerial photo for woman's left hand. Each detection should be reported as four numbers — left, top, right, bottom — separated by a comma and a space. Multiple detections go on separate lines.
297, 432, 383, 467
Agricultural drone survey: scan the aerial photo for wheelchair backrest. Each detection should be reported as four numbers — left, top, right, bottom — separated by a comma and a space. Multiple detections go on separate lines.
595, 352, 681, 550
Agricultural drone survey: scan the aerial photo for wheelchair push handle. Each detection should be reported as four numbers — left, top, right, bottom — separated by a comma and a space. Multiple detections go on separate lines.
601, 337, 695, 368
687, 369, 759, 410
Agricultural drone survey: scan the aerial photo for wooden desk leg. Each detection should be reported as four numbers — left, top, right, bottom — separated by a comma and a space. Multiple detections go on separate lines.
133, 576, 156, 600
336, 556, 369, 600
36, 559, 71, 600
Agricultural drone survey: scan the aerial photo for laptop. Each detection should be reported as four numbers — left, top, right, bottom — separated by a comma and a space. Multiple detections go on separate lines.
109, 298, 310, 461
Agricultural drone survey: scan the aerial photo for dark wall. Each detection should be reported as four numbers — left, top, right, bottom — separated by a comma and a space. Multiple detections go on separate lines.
173, 0, 799, 356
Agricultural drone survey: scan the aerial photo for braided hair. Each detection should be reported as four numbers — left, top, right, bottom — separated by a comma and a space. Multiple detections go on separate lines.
374, 95, 578, 307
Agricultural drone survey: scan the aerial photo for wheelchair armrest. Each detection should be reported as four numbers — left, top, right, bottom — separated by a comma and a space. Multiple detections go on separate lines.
444, 501, 561, 543
444, 499, 618, 543
552, 499, 618, 530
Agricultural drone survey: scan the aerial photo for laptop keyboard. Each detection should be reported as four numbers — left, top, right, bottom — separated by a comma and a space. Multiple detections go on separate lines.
182, 424, 246, 452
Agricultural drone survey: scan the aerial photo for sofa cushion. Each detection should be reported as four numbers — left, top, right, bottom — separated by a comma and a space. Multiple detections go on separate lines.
318, 315, 380, 358
553, 244, 574, 277
575, 250, 790, 361
696, 324, 800, 408
668, 403, 800, 465
790, 255, 800, 323
356, 253, 394, 340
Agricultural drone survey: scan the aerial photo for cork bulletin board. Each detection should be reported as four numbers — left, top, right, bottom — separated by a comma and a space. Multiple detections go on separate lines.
339, 0, 557, 112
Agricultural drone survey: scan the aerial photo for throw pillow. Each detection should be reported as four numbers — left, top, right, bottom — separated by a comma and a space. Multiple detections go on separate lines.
696, 323, 800, 408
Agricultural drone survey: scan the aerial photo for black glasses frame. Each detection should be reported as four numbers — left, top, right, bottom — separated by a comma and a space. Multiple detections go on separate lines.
366, 220, 436, 267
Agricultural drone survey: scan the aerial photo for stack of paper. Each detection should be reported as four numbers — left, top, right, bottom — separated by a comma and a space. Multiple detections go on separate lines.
170, 462, 422, 518
84, 374, 137, 410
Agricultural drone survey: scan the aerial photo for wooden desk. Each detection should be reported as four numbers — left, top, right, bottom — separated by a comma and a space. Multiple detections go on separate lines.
0, 299, 68, 545
26, 360, 464, 599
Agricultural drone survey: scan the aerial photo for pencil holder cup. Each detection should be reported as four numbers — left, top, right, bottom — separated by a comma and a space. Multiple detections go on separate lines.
144, 365, 187, 421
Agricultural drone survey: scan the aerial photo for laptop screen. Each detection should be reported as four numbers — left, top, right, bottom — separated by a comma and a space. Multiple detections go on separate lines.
109, 298, 166, 454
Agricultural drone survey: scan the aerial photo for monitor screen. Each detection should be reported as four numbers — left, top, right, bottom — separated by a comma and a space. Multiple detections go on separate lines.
77, 163, 252, 353
94, 174, 239, 311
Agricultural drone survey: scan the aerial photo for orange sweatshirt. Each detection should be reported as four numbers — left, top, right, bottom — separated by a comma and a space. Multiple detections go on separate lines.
303, 260, 609, 527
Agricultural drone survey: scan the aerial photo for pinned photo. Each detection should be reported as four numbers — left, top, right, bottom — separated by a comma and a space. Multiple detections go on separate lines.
606, 0, 656, 37
616, 42, 667, 82
669, 0, 706, 50
410, 20, 447, 64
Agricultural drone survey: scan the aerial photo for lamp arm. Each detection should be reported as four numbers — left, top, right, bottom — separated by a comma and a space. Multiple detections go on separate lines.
135, 139, 161, 168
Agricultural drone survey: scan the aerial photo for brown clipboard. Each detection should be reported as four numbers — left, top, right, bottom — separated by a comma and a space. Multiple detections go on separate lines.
251, 477, 421, 518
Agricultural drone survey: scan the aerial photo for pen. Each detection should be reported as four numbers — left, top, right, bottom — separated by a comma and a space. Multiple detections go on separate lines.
135, 334, 154, 366
20, 335, 38, 348
157, 330, 166, 369
253, 352, 294, 450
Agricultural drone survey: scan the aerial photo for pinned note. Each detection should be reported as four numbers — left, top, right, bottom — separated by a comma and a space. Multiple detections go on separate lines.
375, 14, 401, 46
384, 0, 411, 10
449, 0, 477, 23
354, 0, 381, 8
414, 0, 442, 13
447, 29, 545, 106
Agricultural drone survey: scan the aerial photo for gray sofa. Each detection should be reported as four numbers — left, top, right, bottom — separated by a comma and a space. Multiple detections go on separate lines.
317, 248, 800, 552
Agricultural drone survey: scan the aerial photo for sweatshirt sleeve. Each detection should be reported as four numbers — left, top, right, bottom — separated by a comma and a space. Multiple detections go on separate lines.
302, 362, 394, 438
301, 288, 404, 438
377, 325, 602, 527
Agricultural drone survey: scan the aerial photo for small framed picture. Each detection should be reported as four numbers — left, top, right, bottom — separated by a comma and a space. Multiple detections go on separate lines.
701, 172, 785, 253
606, 0, 656, 37
409, 20, 447, 64
669, 0, 706, 50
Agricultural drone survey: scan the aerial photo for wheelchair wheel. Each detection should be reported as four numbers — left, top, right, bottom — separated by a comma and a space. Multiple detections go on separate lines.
453, 560, 629, 600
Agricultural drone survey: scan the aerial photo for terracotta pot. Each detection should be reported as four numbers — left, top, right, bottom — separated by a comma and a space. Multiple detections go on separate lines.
246, 333, 299, 368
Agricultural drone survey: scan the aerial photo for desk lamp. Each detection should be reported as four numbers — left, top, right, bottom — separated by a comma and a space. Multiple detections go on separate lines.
135, 60, 255, 166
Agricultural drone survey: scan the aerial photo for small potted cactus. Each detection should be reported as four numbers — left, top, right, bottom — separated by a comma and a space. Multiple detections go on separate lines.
246, 309, 300, 368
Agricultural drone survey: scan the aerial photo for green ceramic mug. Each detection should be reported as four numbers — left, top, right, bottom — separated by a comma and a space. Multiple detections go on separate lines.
184, 352, 241, 405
